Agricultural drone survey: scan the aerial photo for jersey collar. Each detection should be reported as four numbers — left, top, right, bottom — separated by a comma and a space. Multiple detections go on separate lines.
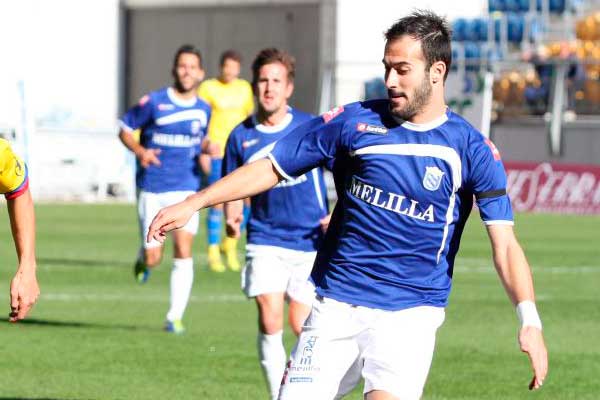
392, 108, 449, 132
253, 107, 293, 133
167, 87, 197, 108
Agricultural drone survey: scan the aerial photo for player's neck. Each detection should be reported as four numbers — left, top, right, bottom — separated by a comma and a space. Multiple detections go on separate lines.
171, 86, 197, 100
408, 98, 447, 125
257, 106, 289, 126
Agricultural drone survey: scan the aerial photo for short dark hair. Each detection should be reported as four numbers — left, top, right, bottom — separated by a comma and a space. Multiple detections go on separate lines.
172, 44, 203, 70
220, 49, 242, 66
251, 48, 295, 88
385, 10, 452, 80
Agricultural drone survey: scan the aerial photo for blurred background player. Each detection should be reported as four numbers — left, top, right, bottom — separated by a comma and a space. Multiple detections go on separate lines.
118, 44, 212, 334
1, 138, 40, 322
221, 48, 330, 400
198, 50, 254, 273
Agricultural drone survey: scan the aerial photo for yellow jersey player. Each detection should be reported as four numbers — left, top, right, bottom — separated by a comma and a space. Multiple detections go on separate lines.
0, 138, 40, 322
198, 50, 254, 272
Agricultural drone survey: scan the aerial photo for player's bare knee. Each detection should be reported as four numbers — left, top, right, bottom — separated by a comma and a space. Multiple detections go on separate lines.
145, 250, 162, 267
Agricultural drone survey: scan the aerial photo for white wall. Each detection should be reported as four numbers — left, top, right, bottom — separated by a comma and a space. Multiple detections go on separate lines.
335, 0, 487, 104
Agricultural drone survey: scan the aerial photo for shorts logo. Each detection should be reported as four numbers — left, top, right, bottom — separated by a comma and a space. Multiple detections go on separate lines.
322, 106, 344, 123
242, 139, 259, 148
423, 166, 444, 191
299, 336, 318, 365
191, 120, 201, 134
356, 122, 388, 135
485, 138, 502, 161
158, 103, 175, 111
290, 377, 313, 383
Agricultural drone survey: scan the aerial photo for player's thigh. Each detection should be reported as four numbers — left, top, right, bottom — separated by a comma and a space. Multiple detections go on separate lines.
137, 191, 164, 250
288, 299, 312, 336
279, 297, 362, 399
286, 250, 317, 307
362, 306, 445, 400
242, 246, 290, 299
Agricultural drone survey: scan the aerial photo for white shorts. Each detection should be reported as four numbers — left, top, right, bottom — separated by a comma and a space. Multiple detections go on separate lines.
279, 296, 445, 400
138, 190, 199, 249
241, 244, 316, 306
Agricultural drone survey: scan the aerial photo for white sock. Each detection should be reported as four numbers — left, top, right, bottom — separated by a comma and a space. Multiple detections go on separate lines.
258, 330, 286, 400
166, 258, 194, 322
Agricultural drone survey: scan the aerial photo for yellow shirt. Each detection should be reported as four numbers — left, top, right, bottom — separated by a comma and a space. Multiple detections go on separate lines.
0, 138, 28, 197
198, 78, 254, 155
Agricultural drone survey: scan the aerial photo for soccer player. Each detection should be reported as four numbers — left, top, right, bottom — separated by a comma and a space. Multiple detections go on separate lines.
1, 138, 40, 322
118, 44, 212, 334
222, 48, 329, 400
147, 10, 548, 399
198, 50, 254, 273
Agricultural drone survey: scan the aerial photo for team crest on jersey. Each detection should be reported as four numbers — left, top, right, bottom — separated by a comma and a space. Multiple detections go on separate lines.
484, 138, 501, 161
14, 157, 23, 176
158, 103, 175, 111
322, 106, 344, 123
423, 166, 445, 191
356, 122, 388, 135
191, 120, 201, 134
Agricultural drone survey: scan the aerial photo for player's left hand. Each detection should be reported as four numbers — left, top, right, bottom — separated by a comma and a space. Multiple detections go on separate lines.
320, 214, 332, 233
519, 326, 548, 390
9, 263, 40, 322
202, 140, 220, 157
147, 199, 197, 243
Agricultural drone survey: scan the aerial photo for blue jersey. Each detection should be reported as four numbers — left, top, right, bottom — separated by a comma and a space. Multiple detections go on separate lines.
269, 100, 513, 310
223, 108, 328, 252
119, 87, 211, 193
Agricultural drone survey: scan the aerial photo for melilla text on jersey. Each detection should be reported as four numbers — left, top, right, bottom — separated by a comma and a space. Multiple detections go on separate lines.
349, 176, 435, 223
151, 133, 202, 148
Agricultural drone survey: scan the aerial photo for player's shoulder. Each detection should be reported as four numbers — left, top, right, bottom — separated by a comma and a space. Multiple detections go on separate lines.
0, 138, 10, 153
233, 78, 252, 90
289, 108, 314, 124
445, 109, 483, 141
321, 99, 388, 125
229, 116, 255, 138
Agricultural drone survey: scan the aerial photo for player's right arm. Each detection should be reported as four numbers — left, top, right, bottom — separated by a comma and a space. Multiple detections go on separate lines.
1, 140, 40, 322
118, 94, 161, 168
147, 107, 350, 243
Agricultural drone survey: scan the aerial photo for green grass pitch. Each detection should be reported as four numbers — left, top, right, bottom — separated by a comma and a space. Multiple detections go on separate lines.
0, 204, 598, 399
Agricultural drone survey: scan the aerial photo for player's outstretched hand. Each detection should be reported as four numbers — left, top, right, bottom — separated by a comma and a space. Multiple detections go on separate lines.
147, 199, 196, 243
9, 263, 40, 322
138, 148, 162, 168
226, 213, 244, 239
519, 326, 548, 390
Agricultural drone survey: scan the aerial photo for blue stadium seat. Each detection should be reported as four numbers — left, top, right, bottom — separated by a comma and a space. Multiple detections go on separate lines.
467, 18, 489, 42
452, 18, 468, 42
464, 42, 482, 71
536, 0, 566, 12
489, 0, 505, 12
507, 14, 525, 42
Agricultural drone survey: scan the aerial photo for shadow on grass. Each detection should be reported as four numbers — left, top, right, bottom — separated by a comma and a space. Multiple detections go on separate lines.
0, 317, 150, 332
37, 257, 131, 268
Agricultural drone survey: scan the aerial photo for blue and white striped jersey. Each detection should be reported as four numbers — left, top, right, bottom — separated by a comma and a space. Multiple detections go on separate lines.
223, 108, 328, 252
119, 87, 211, 193
269, 100, 513, 310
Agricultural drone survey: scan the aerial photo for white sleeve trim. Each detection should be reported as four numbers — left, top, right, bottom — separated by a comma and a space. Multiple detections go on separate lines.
267, 153, 294, 181
118, 120, 135, 133
483, 220, 514, 226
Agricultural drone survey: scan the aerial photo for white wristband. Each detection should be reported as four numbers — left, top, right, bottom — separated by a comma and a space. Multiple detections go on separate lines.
516, 300, 542, 330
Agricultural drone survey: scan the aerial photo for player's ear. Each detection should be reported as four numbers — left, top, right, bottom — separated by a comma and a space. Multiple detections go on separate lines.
430, 61, 446, 85
285, 80, 294, 99
198, 68, 205, 82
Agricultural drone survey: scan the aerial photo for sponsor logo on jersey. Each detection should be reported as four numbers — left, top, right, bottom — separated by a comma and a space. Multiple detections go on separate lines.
423, 166, 444, 191
152, 133, 201, 148
242, 139, 259, 149
138, 95, 150, 106
191, 120, 201, 134
356, 122, 388, 135
349, 176, 435, 222
158, 103, 175, 111
485, 138, 502, 161
14, 157, 23, 176
322, 105, 344, 123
